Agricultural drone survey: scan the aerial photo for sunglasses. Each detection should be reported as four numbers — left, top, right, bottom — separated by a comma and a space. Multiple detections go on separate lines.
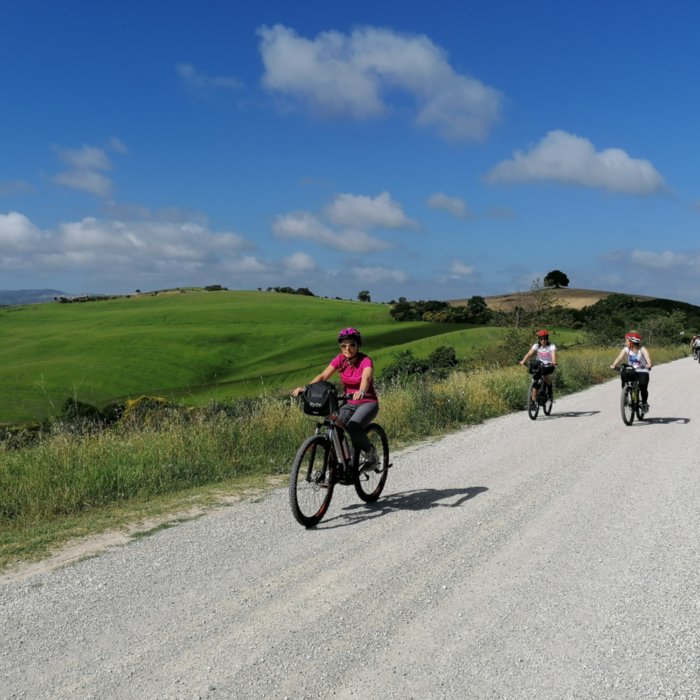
339, 342, 357, 349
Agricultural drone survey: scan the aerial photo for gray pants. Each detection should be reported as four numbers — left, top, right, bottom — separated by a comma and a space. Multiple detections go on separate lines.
338, 401, 379, 453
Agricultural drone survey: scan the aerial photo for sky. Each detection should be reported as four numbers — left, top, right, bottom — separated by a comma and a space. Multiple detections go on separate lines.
2, 0, 700, 303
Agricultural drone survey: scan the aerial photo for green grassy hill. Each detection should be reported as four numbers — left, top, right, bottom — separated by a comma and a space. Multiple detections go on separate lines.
1, 290, 538, 425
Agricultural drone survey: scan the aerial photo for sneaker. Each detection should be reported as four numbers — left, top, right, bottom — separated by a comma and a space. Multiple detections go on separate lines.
641, 402, 649, 413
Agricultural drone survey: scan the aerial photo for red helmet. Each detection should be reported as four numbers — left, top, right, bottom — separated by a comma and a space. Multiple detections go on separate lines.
626, 331, 641, 344
536, 329, 549, 338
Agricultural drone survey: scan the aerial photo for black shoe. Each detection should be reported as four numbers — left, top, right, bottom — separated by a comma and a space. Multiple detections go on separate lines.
641, 402, 649, 413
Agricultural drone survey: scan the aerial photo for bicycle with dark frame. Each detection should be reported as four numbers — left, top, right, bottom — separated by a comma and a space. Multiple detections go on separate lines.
289, 381, 391, 528
615, 364, 649, 426
525, 359, 554, 420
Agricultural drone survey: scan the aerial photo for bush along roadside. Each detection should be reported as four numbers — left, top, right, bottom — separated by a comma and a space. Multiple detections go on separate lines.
0, 345, 687, 532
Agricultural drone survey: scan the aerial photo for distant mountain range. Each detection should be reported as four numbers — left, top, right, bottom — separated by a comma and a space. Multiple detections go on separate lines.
0, 289, 68, 306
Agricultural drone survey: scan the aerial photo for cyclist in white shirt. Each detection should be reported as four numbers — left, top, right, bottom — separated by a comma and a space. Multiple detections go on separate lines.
519, 329, 557, 403
610, 332, 653, 413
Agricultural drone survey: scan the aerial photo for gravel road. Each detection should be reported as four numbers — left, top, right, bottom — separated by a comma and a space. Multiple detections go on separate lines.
1, 359, 699, 699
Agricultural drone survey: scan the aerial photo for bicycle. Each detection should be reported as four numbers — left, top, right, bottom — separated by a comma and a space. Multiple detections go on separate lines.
615, 364, 646, 425
289, 381, 391, 528
526, 360, 554, 420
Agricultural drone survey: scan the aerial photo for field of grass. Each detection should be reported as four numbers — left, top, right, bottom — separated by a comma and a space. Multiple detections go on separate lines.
1, 290, 517, 424
0, 344, 686, 571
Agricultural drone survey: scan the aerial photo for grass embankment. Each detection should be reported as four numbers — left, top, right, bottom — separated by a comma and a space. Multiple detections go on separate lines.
0, 345, 685, 571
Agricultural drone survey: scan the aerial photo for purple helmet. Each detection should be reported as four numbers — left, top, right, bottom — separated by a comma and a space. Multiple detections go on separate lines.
337, 327, 362, 345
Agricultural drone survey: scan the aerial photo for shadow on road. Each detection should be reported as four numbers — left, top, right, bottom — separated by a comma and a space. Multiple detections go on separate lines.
631, 416, 690, 425
319, 486, 488, 528
541, 410, 601, 419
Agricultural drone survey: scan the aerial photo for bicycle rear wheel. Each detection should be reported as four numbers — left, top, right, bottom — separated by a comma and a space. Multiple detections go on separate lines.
354, 423, 389, 502
289, 435, 336, 527
620, 386, 634, 425
527, 382, 539, 420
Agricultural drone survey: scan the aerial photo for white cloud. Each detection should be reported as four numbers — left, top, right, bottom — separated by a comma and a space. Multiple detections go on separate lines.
589, 247, 700, 303
0, 211, 46, 251
258, 24, 502, 141
427, 193, 471, 219
350, 265, 409, 283
53, 170, 114, 198
485, 130, 666, 195
54, 144, 112, 171
604, 248, 697, 271
273, 211, 391, 253
325, 191, 418, 229
176, 63, 243, 91
222, 255, 270, 273
449, 260, 476, 277
283, 252, 317, 273
0, 211, 258, 284
52, 141, 128, 198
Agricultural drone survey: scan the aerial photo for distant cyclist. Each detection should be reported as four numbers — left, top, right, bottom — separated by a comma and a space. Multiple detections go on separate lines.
292, 328, 379, 470
610, 332, 653, 413
691, 334, 700, 359
519, 329, 557, 403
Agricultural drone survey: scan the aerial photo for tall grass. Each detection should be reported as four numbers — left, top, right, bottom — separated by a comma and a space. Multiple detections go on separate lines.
0, 346, 686, 529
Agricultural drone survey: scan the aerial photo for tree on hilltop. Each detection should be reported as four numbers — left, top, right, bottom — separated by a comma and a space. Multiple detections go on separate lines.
543, 270, 570, 288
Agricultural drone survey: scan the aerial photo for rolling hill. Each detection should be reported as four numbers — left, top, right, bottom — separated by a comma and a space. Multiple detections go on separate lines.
0, 289, 67, 306
0, 289, 518, 425
451, 287, 656, 311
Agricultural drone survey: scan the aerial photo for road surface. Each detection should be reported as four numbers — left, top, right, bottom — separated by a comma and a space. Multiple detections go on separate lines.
1, 359, 699, 699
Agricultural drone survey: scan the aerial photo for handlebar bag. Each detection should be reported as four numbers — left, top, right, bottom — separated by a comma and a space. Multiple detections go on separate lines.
303, 381, 339, 416
621, 366, 637, 381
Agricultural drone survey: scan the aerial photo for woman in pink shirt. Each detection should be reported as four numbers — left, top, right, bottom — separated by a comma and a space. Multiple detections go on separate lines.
292, 327, 379, 469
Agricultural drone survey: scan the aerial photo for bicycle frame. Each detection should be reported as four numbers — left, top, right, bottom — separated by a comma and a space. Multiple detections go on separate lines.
312, 408, 356, 484
526, 362, 553, 419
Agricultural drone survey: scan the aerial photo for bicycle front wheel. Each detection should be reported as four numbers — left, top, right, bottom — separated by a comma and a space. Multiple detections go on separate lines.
621, 386, 635, 426
354, 423, 389, 502
289, 435, 336, 527
527, 382, 539, 420
543, 388, 553, 416
634, 389, 644, 421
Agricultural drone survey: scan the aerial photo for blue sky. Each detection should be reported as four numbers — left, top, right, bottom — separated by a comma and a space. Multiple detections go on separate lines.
2, 0, 700, 303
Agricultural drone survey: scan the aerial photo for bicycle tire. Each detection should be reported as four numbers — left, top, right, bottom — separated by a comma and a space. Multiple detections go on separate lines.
527, 382, 539, 420
289, 435, 336, 527
354, 423, 389, 502
621, 386, 635, 426
634, 388, 644, 421
543, 388, 553, 416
